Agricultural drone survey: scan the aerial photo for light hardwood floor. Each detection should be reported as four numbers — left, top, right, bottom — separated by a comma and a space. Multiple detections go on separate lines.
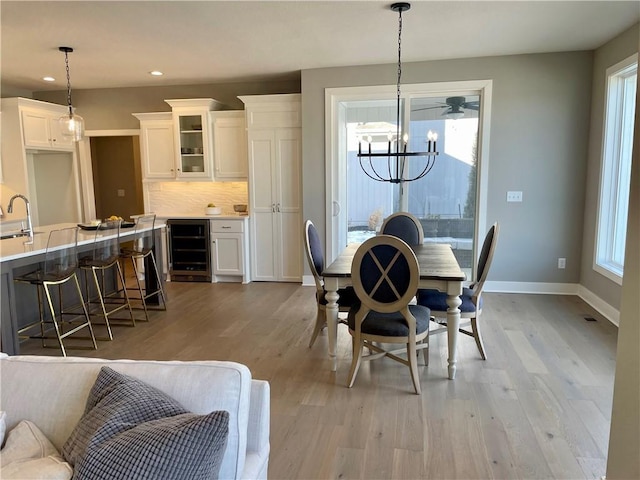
19, 281, 617, 480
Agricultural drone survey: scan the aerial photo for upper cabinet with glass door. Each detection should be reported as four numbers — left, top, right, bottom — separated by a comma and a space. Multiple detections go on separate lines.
165, 98, 224, 180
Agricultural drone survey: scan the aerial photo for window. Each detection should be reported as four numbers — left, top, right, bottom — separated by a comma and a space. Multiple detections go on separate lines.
595, 54, 637, 283
343, 95, 480, 273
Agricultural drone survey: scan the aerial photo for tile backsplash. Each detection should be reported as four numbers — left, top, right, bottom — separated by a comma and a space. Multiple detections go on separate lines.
145, 181, 248, 215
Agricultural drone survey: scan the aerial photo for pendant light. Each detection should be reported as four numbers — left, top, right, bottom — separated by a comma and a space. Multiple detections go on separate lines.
58, 46, 84, 142
357, 3, 439, 184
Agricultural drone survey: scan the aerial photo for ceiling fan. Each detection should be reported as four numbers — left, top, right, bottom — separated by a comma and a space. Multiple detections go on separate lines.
413, 96, 480, 119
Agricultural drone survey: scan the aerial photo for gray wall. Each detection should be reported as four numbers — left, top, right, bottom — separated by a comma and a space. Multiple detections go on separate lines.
581, 23, 639, 309
33, 79, 300, 130
301, 51, 593, 284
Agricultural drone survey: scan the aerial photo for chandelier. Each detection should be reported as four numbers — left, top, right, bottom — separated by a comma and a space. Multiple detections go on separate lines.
58, 47, 85, 142
357, 2, 438, 184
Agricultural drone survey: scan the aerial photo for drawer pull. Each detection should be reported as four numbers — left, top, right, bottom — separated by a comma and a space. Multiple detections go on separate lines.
222, 226, 231, 229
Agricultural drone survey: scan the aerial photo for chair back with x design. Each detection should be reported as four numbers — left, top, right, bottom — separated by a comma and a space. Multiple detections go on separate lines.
352, 235, 419, 316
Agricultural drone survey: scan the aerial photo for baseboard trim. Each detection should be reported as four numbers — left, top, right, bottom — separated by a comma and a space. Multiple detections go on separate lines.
484, 281, 580, 295
577, 285, 620, 326
462, 281, 619, 326
302, 275, 316, 287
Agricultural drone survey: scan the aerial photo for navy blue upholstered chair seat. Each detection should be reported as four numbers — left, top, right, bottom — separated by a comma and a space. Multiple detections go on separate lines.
416, 287, 481, 313
348, 304, 430, 337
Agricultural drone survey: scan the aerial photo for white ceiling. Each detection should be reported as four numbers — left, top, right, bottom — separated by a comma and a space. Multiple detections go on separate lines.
2, 1, 639, 93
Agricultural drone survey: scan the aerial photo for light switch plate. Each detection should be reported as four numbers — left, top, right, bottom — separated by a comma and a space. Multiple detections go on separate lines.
117, 189, 125, 197
507, 191, 523, 202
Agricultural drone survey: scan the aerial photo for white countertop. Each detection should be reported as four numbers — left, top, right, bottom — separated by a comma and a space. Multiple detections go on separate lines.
156, 213, 250, 220
0, 222, 164, 263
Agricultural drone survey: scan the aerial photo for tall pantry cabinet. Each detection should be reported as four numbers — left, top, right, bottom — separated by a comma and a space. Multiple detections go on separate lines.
240, 94, 302, 282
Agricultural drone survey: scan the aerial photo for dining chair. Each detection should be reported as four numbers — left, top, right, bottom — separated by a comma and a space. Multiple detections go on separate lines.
303, 220, 359, 347
79, 219, 135, 340
14, 226, 98, 356
380, 212, 424, 245
347, 235, 431, 394
119, 214, 167, 321
416, 222, 499, 360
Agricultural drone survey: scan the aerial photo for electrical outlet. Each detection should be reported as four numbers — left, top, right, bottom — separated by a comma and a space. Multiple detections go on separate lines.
117, 189, 125, 197
558, 257, 566, 269
507, 191, 523, 202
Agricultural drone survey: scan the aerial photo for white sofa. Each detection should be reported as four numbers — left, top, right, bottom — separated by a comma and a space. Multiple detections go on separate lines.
0, 354, 270, 479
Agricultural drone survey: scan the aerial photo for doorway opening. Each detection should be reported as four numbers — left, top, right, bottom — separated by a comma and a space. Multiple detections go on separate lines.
90, 136, 144, 221
78, 130, 143, 223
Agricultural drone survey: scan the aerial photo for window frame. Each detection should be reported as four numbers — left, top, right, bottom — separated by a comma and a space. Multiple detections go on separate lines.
324, 80, 493, 265
594, 53, 637, 284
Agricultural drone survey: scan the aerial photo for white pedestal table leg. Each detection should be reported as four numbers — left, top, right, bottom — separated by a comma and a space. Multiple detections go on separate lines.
446, 287, 462, 380
324, 278, 340, 372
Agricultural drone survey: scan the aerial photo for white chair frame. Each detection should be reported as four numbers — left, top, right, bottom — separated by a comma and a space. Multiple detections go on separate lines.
348, 235, 429, 395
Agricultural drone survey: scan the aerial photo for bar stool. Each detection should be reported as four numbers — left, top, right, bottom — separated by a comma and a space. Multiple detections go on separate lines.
79, 219, 135, 340
15, 226, 97, 356
120, 214, 167, 321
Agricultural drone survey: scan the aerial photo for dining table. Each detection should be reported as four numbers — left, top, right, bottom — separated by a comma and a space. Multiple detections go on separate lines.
322, 242, 466, 379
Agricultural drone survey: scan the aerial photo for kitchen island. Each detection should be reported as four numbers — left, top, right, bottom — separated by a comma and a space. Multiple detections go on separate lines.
0, 222, 166, 355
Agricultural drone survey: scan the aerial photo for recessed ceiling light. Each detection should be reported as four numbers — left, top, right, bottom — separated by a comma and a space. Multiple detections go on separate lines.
149, 70, 163, 76
43, 76, 55, 82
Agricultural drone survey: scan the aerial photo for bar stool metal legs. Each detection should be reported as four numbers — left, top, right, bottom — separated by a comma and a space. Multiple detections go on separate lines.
15, 226, 98, 356
82, 259, 136, 340
120, 214, 167, 322
41, 274, 98, 356
124, 249, 167, 322
79, 219, 136, 339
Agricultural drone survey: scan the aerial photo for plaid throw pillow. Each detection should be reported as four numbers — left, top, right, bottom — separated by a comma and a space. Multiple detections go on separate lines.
62, 367, 229, 480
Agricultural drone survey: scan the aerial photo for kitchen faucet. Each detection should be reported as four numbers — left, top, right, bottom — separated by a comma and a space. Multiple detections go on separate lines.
7, 194, 33, 238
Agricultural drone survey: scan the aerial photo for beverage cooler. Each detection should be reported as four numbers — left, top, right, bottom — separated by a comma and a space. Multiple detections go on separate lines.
167, 219, 211, 282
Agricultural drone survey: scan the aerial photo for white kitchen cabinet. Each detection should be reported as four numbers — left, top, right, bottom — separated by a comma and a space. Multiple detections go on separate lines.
240, 94, 302, 283
165, 98, 224, 180
21, 105, 74, 150
211, 111, 247, 179
210, 217, 250, 283
133, 112, 176, 180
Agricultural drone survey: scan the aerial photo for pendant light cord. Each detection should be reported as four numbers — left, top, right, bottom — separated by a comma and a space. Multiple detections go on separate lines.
64, 50, 73, 116
396, 7, 403, 147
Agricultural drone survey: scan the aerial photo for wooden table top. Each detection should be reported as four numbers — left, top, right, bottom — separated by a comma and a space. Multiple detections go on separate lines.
323, 242, 466, 281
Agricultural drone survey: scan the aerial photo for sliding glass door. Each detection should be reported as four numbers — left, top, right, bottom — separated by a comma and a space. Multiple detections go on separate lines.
328, 84, 489, 276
